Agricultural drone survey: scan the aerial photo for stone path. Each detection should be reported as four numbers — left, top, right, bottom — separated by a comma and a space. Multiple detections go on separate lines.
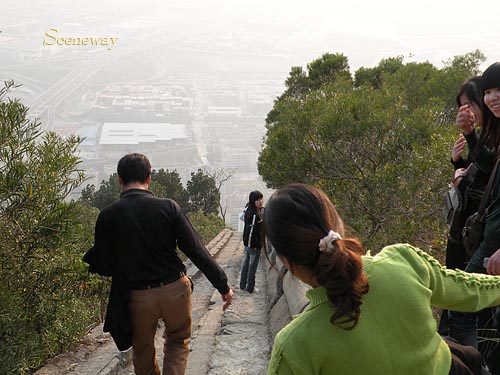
206, 256, 271, 375
119, 233, 271, 375
34, 230, 272, 375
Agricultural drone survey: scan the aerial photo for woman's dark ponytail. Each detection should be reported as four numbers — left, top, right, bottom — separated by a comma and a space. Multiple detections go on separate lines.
316, 237, 369, 329
264, 183, 370, 330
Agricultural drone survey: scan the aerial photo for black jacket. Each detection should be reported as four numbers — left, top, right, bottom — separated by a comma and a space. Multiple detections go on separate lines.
83, 246, 132, 351
89, 189, 229, 294
84, 189, 230, 350
242, 206, 264, 249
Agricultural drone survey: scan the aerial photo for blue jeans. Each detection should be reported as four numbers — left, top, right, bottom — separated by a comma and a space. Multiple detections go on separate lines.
240, 246, 261, 293
448, 246, 490, 348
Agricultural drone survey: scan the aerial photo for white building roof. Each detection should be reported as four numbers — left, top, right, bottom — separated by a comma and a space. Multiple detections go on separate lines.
100, 123, 187, 145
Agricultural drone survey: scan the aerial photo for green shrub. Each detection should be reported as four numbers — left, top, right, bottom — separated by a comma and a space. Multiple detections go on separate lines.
0, 81, 105, 374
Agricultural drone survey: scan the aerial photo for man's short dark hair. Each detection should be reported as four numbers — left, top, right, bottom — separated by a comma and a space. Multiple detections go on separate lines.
117, 153, 152, 185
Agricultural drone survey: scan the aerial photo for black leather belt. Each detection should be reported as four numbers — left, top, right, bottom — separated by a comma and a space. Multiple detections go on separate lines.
131, 272, 183, 290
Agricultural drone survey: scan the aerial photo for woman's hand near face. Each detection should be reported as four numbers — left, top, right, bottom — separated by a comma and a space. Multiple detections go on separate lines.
451, 134, 466, 162
456, 105, 475, 135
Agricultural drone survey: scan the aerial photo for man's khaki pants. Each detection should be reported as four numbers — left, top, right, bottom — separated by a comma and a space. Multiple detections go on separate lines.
129, 276, 193, 375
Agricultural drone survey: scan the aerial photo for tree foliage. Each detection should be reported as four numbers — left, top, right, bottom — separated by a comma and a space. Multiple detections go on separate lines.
186, 168, 220, 215
267, 53, 352, 124
150, 168, 189, 209
0, 81, 102, 374
186, 211, 225, 245
354, 56, 404, 88
258, 51, 486, 252
81, 173, 120, 210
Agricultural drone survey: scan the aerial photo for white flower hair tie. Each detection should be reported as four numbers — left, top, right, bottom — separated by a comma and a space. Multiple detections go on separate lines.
319, 230, 343, 253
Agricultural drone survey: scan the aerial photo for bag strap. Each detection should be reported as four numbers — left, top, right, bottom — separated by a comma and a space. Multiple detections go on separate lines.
477, 157, 500, 215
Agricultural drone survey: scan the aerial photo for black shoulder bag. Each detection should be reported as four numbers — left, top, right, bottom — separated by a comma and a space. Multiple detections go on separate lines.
462, 158, 500, 257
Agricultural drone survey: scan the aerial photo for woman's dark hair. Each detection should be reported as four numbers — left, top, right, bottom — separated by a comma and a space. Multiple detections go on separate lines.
117, 153, 152, 185
455, 76, 482, 108
480, 62, 500, 150
264, 183, 369, 329
248, 190, 263, 209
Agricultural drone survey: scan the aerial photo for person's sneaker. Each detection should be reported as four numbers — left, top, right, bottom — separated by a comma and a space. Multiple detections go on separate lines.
237, 286, 247, 292
248, 288, 259, 294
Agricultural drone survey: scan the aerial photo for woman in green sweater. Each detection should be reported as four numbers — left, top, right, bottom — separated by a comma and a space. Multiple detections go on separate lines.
265, 183, 500, 375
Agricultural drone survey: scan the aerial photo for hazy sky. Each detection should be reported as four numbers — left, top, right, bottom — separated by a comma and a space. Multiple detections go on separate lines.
2, 0, 500, 75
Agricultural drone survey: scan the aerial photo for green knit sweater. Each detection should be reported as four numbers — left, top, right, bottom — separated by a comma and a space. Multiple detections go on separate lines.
268, 244, 500, 375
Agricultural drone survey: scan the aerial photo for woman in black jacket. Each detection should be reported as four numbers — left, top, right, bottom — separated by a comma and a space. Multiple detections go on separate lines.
240, 190, 264, 293
446, 76, 486, 270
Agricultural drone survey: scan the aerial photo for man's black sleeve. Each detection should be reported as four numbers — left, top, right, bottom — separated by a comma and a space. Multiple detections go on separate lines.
172, 202, 230, 295
84, 212, 114, 277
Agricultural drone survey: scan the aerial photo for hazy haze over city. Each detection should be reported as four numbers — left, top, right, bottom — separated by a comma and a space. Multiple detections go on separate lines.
1, 0, 500, 228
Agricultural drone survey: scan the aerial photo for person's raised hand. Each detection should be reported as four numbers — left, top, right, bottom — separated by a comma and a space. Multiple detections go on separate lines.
451, 134, 466, 162
456, 105, 475, 135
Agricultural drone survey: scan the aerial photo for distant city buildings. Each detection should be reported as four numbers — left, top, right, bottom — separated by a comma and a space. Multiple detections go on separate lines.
91, 83, 193, 123
0, 10, 283, 230
60, 78, 280, 229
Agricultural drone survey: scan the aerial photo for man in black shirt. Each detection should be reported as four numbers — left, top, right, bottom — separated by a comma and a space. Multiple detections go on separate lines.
86, 153, 233, 375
